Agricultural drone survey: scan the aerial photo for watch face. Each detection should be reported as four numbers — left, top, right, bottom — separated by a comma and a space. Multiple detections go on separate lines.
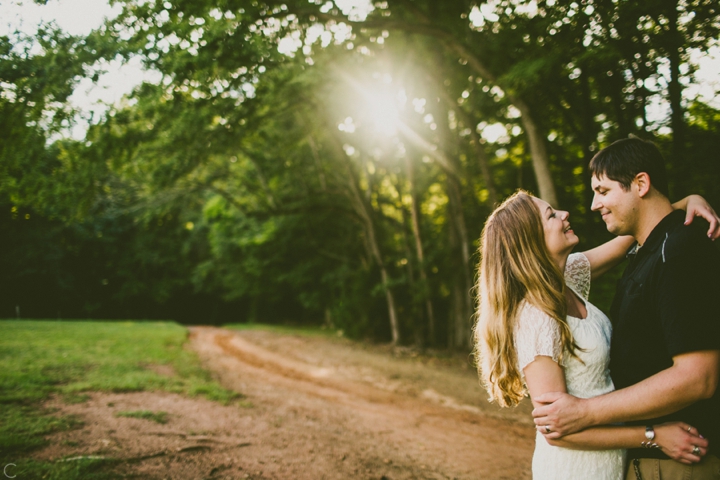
645, 428, 655, 441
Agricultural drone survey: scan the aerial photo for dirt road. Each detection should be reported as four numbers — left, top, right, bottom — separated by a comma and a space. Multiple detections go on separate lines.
38, 326, 535, 479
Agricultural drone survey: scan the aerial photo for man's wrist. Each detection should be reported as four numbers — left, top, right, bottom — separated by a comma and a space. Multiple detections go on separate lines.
581, 397, 599, 429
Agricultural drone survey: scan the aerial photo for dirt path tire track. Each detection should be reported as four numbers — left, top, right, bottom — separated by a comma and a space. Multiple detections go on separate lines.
190, 327, 534, 479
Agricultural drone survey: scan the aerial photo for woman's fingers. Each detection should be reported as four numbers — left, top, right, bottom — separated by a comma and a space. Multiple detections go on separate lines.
688, 445, 706, 463
657, 422, 708, 464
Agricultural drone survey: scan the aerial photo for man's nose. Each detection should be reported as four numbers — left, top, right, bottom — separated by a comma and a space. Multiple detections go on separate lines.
591, 194, 601, 211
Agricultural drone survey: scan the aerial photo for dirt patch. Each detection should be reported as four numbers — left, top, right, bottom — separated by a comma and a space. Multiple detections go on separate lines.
143, 363, 177, 378
33, 327, 535, 479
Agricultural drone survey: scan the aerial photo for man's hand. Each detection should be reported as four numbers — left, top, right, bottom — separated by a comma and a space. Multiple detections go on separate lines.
532, 392, 593, 438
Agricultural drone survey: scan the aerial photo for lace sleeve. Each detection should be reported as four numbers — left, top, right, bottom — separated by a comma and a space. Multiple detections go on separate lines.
565, 252, 591, 301
514, 302, 562, 374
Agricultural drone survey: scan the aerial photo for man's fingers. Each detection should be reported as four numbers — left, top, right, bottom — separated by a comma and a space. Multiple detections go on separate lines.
533, 391, 563, 405
531, 403, 555, 418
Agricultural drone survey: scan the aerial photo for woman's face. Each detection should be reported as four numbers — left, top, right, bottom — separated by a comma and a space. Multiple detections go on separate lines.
531, 197, 579, 262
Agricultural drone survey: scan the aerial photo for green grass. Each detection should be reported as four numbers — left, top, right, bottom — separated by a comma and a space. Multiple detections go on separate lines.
223, 322, 340, 338
115, 410, 169, 424
0, 319, 241, 478
4, 457, 122, 480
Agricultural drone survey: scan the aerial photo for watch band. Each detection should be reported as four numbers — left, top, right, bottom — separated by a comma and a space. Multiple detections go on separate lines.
642, 425, 659, 449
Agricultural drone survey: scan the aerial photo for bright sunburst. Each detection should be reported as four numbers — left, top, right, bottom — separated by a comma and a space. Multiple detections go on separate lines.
364, 89, 402, 136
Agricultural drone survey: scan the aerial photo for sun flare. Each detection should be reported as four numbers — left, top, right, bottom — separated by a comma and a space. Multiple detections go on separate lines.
365, 90, 401, 135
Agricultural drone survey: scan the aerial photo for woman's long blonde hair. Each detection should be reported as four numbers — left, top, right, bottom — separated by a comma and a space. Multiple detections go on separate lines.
473, 190, 580, 407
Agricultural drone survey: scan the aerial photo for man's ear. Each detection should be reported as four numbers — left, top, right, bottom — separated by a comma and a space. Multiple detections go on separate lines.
634, 172, 651, 198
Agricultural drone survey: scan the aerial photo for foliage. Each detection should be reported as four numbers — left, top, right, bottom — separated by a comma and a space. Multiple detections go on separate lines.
1, 0, 719, 347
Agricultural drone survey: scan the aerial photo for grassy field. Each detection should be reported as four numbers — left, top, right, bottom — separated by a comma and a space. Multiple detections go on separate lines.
0, 320, 239, 479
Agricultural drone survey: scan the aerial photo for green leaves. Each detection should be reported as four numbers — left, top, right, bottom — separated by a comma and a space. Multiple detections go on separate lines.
2, 0, 719, 344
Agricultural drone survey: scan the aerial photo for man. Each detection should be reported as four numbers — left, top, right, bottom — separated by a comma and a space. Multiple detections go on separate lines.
532, 137, 720, 479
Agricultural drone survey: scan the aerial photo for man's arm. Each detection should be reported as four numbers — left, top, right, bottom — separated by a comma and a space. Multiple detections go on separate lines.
532, 350, 720, 438
525, 353, 710, 462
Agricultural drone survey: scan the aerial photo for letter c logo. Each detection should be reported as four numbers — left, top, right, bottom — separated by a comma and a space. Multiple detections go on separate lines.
3, 463, 16, 479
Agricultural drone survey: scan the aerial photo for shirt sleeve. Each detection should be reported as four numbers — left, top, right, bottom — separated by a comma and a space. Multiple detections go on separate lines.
514, 302, 563, 374
564, 252, 591, 301
656, 249, 720, 356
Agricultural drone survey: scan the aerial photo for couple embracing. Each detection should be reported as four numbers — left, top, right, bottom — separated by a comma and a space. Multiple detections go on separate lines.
474, 137, 720, 480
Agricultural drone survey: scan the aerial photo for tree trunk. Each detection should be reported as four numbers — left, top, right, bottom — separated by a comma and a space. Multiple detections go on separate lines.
512, 98, 558, 207
445, 42, 558, 207
317, 9, 558, 208
329, 135, 401, 344
428, 71, 498, 206
579, 73, 600, 227
666, 4, 685, 163
446, 204, 469, 350
307, 136, 327, 191
445, 173, 473, 349
405, 156, 436, 344
401, 114, 473, 348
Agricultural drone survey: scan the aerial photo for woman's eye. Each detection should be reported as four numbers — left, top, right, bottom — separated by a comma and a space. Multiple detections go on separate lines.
549, 212, 556, 219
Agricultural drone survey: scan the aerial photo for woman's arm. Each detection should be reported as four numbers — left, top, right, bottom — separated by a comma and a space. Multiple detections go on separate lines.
582, 236, 634, 282
545, 423, 707, 464
582, 194, 720, 281
673, 194, 719, 239
523, 357, 708, 463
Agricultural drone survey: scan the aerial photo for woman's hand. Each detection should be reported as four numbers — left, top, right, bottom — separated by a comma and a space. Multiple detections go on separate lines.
654, 422, 709, 464
678, 195, 720, 240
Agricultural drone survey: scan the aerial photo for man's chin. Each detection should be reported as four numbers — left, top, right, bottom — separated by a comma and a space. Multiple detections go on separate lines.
606, 224, 625, 236
603, 222, 618, 235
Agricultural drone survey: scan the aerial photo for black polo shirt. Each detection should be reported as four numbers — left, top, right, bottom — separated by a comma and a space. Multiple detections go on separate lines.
609, 210, 720, 460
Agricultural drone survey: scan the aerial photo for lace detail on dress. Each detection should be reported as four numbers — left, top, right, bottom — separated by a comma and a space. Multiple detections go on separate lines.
565, 252, 591, 301
514, 302, 562, 373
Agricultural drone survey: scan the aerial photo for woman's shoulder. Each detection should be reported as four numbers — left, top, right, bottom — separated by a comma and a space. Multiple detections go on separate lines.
566, 252, 590, 271
565, 252, 591, 301
514, 301, 562, 369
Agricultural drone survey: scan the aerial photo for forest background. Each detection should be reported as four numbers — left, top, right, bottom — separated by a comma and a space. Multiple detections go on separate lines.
2, 0, 719, 349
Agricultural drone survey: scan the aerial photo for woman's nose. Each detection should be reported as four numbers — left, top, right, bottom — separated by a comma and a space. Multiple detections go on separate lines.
560, 210, 569, 220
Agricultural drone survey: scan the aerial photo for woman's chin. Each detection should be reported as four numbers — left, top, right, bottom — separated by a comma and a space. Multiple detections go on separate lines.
568, 233, 580, 247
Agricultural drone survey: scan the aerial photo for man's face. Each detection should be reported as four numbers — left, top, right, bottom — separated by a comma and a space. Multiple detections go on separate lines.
591, 174, 641, 237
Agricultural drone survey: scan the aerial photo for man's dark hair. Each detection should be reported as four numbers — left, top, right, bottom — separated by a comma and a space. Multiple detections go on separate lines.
588, 136, 669, 198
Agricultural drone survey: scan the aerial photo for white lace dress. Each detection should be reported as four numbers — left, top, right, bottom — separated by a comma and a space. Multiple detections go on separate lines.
514, 253, 625, 480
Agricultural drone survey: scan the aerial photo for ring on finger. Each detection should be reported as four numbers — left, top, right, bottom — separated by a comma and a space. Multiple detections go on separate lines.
687, 426, 692, 433
693, 445, 701, 456
545, 425, 551, 433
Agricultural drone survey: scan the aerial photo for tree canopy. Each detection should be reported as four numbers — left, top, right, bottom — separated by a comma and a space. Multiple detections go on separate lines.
2, 0, 719, 348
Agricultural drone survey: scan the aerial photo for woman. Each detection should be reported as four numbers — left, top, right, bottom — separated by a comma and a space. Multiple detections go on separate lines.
473, 190, 718, 480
